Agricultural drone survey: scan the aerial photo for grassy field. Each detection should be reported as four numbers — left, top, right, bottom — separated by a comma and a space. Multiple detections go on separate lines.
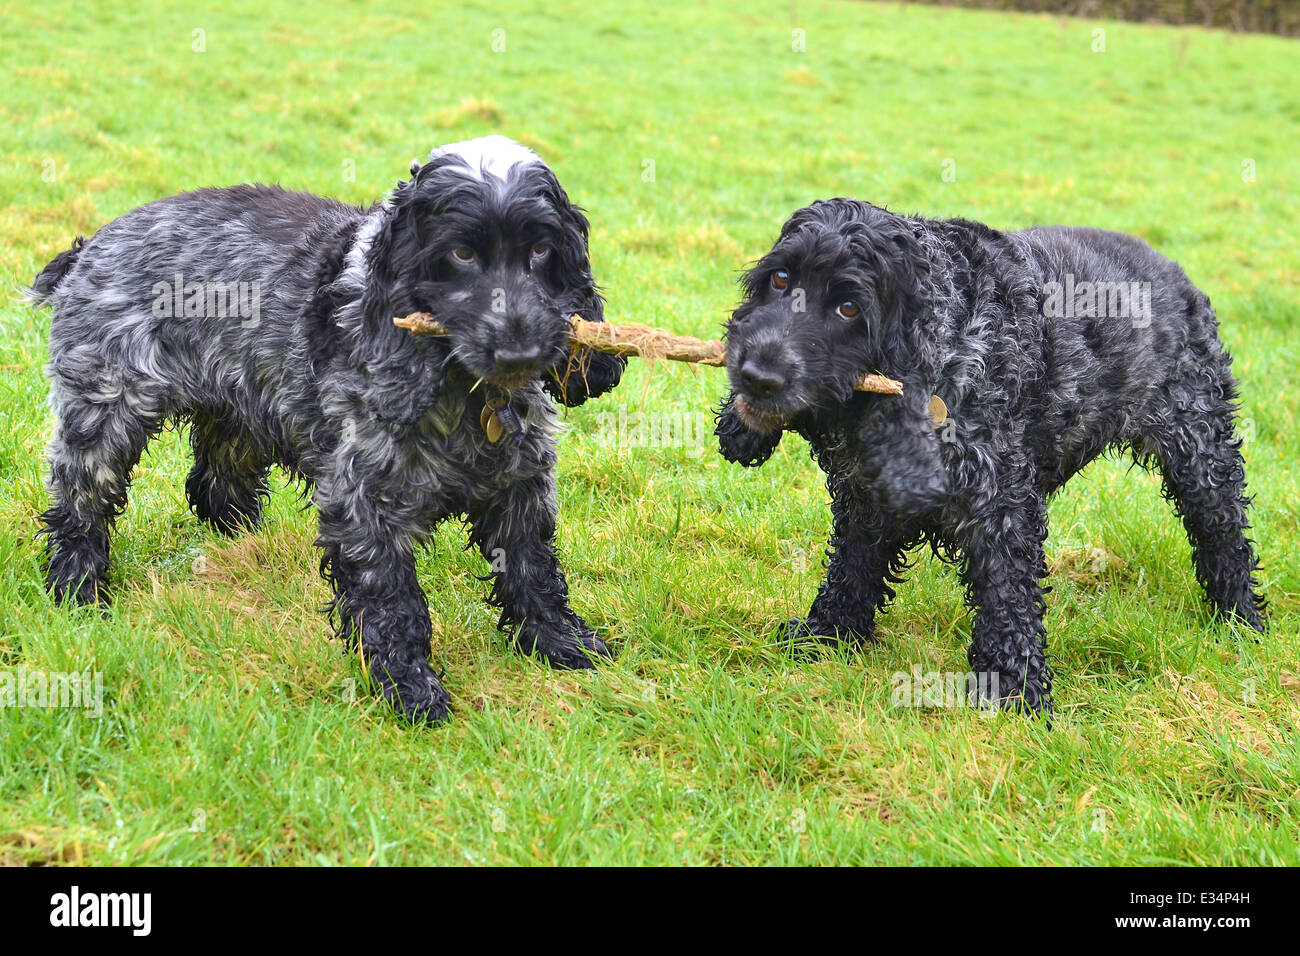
0, 0, 1297, 866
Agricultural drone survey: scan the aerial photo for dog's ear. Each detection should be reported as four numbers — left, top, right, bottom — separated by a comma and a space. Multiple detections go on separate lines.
716, 393, 783, 466
852, 216, 938, 386
881, 223, 931, 318
539, 175, 626, 407
851, 388, 948, 515
352, 169, 449, 427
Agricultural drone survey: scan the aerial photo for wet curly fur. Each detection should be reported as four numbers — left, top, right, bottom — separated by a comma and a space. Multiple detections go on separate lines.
28, 136, 624, 724
717, 198, 1266, 714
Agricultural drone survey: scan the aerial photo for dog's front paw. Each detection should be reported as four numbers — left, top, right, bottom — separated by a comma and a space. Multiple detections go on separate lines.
367, 653, 452, 725
786, 616, 874, 647
544, 350, 626, 406
975, 680, 1052, 721
49, 574, 109, 609
965, 661, 1053, 722
716, 395, 782, 466
46, 554, 111, 609
515, 618, 613, 669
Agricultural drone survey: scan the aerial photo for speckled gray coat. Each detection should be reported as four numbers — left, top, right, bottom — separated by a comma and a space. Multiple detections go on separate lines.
29, 136, 625, 723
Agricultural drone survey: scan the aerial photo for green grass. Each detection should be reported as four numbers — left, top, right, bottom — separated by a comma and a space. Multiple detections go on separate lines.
1, 0, 1297, 865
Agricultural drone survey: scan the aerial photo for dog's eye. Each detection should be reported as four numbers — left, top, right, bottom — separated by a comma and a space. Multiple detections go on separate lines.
836, 301, 861, 320
529, 244, 550, 264
771, 270, 790, 291
451, 247, 477, 264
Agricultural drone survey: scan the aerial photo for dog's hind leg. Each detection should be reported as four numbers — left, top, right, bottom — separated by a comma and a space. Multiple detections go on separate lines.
467, 471, 611, 669
1141, 392, 1266, 631
185, 410, 272, 536
789, 485, 911, 646
960, 477, 1053, 714
41, 375, 164, 606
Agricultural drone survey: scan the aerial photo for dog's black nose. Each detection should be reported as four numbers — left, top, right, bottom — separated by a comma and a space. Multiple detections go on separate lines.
740, 361, 786, 398
493, 346, 543, 372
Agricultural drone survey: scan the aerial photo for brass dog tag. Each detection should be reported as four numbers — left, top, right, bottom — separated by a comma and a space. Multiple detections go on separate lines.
929, 394, 948, 428
480, 399, 506, 443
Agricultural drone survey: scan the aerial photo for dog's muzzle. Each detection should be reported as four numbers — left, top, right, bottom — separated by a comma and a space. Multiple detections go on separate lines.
728, 340, 801, 431
487, 344, 545, 387
470, 314, 569, 389
732, 393, 785, 432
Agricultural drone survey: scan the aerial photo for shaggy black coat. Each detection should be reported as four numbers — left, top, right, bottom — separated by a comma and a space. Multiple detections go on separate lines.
718, 199, 1265, 713
29, 136, 624, 724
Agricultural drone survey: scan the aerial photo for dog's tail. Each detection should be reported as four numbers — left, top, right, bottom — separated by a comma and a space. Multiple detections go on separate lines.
23, 237, 85, 307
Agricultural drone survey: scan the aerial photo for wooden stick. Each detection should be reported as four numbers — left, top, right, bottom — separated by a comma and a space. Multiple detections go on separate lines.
394, 312, 904, 395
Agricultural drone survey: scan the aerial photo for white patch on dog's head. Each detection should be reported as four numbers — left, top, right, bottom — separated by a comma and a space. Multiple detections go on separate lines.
428, 135, 542, 181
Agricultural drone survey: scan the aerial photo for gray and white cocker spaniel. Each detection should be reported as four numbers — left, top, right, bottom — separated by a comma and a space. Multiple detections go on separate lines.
29, 135, 625, 723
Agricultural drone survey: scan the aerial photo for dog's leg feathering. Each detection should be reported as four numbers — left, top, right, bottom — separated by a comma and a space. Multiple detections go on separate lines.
316, 486, 450, 725
1148, 403, 1267, 631
468, 472, 611, 669
41, 378, 163, 607
959, 476, 1053, 715
186, 410, 272, 536
789, 485, 910, 647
